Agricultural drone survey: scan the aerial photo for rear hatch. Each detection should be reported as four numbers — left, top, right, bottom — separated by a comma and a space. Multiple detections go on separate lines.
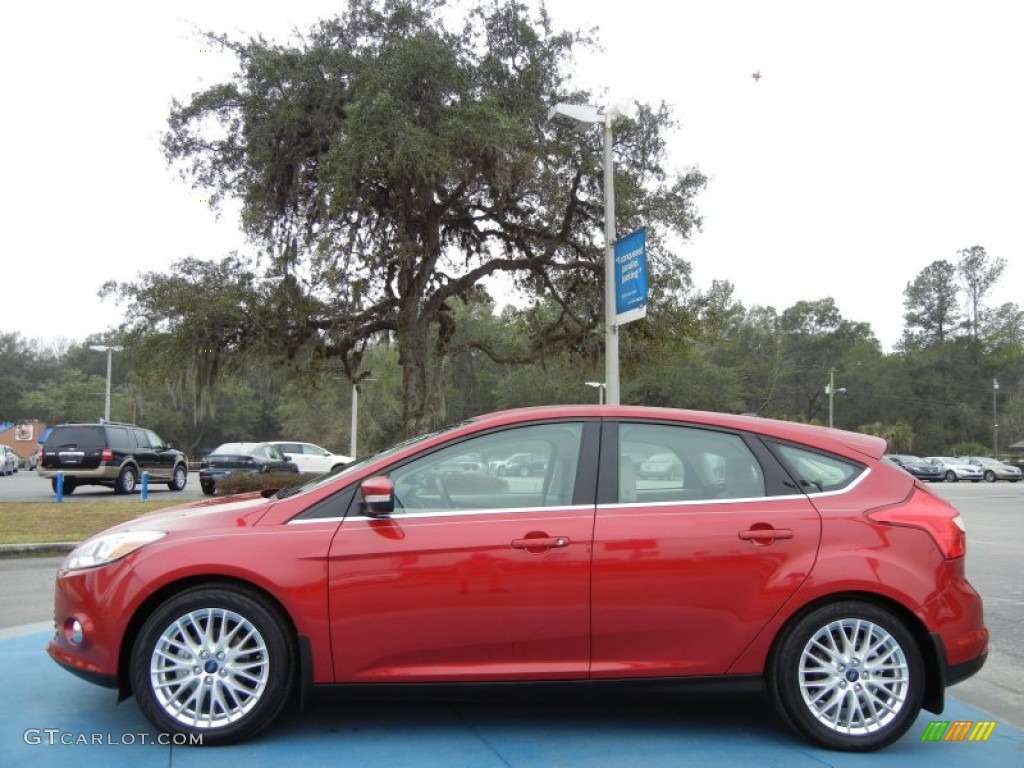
41, 426, 107, 470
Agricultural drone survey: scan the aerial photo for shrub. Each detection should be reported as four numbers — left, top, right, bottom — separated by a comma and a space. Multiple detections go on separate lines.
215, 471, 321, 496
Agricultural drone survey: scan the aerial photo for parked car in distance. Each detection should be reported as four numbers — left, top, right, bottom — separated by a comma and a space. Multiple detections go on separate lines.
491, 452, 547, 476
21, 449, 38, 471
962, 456, 1022, 482
883, 454, 944, 482
638, 451, 684, 480
920, 456, 983, 483
267, 442, 353, 475
199, 442, 300, 495
0, 445, 17, 475
36, 422, 188, 494
47, 406, 988, 752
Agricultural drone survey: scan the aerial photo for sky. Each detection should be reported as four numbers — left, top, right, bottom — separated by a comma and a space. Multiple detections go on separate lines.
3, 0, 1021, 353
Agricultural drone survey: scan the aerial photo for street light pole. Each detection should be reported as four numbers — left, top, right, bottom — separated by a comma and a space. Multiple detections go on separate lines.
993, 378, 999, 456
585, 381, 606, 404
548, 100, 635, 406
350, 373, 376, 458
824, 367, 846, 428
89, 345, 123, 422
601, 113, 619, 406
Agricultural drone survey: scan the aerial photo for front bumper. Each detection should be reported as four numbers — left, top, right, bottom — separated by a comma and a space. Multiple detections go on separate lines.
46, 558, 149, 690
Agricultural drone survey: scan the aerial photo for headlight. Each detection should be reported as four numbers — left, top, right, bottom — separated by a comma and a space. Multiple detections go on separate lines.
65, 531, 166, 571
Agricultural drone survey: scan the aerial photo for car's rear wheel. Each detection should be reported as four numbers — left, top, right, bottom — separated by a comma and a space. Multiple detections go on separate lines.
768, 600, 923, 751
115, 466, 137, 494
168, 464, 188, 491
130, 586, 295, 745
984, 470, 996, 482
944, 470, 957, 482
51, 477, 77, 495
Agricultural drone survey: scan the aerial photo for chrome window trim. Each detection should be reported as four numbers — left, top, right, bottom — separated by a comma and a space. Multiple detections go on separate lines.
288, 503, 597, 524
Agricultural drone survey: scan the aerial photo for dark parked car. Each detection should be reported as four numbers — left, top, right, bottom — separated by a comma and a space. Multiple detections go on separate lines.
48, 406, 987, 751
883, 454, 944, 482
199, 442, 299, 495
37, 422, 188, 494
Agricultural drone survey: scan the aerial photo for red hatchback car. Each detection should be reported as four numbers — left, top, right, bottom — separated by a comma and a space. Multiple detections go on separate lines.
47, 406, 987, 751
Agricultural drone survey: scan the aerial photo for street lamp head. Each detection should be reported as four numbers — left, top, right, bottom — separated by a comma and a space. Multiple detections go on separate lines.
547, 102, 603, 128
993, 379, 999, 390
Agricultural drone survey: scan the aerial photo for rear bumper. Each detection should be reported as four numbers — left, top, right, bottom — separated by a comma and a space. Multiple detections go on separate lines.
946, 649, 987, 686
37, 466, 119, 481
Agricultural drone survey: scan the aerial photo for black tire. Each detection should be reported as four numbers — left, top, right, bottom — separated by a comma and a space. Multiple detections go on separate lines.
767, 600, 924, 751
200, 482, 216, 496
944, 470, 957, 482
115, 466, 138, 494
51, 477, 77, 495
984, 470, 996, 482
168, 464, 188, 491
130, 586, 295, 745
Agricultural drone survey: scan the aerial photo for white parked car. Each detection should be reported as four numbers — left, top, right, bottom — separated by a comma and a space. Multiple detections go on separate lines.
0, 445, 17, 475
268, 442, 353, 475
962, 456, 1022, 483
921, 456, 983, 483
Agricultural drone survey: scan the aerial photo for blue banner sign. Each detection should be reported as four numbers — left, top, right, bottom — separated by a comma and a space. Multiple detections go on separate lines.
614, 227, 648, 325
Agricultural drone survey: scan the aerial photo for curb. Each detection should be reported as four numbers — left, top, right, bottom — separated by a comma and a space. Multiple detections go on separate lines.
0, 542, 76, 558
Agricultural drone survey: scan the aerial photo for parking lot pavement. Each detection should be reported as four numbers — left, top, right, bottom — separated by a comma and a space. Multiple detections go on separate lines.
2, 627, 1021, 768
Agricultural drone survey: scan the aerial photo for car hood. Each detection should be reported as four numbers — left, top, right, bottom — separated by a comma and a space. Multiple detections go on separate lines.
111, 493, 276, 534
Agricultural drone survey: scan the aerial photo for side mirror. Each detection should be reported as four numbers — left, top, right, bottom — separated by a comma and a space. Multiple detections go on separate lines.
360, 475, 395, 517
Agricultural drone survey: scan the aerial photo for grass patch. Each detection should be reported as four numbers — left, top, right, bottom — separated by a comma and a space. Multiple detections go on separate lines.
0, 500, 187, 546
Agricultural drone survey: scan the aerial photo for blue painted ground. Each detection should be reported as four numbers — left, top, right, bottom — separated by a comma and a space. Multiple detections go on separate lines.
2, 626, 1021, 767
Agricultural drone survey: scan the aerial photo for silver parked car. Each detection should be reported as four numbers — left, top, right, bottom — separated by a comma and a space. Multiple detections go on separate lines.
0, 445, 17, 475
921, 456, 983, 483
963, 456, 1022, 482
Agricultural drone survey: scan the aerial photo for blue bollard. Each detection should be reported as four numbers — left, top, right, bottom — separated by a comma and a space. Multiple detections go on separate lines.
141, 471, 149, 501
56, 471, 64, 503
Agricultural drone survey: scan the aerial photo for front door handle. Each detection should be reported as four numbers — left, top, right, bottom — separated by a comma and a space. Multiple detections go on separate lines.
512, 536, 570, 552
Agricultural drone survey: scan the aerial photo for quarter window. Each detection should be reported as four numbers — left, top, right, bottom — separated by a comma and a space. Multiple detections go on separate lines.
770, 442, 864, 493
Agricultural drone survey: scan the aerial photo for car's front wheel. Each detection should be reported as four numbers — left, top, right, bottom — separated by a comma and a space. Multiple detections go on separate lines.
168, 464, 188, 491
130, 586, 295, 745
984, 470, 996, 482
944, 470, 957, 482
768, 601, 924, 751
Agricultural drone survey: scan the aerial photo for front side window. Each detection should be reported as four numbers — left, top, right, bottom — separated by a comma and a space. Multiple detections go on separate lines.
619, 423, 766, 503
386, 423, 584, 515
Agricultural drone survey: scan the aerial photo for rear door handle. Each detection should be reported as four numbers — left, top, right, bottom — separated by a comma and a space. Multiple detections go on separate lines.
738, 528, 794, 543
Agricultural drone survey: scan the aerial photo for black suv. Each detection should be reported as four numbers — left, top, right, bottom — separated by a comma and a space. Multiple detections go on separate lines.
37, 422, 188, 495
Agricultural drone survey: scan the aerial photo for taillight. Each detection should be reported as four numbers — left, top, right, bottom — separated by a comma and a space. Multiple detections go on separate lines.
866, 487, 966, 559
101, 448, 114, 463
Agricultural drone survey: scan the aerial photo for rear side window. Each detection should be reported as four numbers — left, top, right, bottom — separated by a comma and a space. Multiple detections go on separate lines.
44, 426, 105, 451
106, 427, 133, 452
769, 442, 864, 494
619, 423, 766, 502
